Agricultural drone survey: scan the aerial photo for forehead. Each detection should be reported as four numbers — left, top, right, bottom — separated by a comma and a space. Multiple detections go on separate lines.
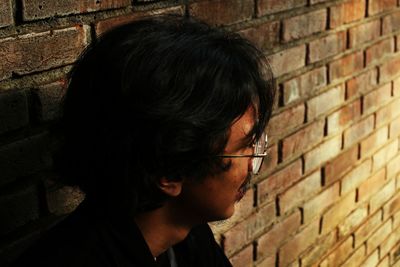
225, 107, 256, 152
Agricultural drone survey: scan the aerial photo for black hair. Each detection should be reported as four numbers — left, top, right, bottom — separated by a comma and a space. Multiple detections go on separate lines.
53, 15, 275, 216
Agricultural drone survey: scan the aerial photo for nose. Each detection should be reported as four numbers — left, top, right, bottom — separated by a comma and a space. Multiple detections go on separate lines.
248, 157, 253, 173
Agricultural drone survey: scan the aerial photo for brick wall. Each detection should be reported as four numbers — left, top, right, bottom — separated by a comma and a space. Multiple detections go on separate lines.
1, 0, 400, 266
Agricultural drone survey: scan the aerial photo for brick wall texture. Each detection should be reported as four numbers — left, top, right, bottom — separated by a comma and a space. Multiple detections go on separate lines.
1, 0, 400, 266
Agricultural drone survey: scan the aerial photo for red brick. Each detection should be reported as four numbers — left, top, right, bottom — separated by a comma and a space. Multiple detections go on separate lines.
279, 219, 320, 266
343, 115, 374, 148
229, 245, 253, 267
303, 182, 340, 223
304, 135, 342, 172
189, 0, 253, 26
368, 0, 397, 16
282, 9, 327, 42
0, 89, 29, 135
366, 38, 395, 66
279, 170, 321, 214
376, 98, 400, 127
267, 45, 306, 77
0, 186, 40, 235
390, 116, 400, 138
282, 120, 324, 161
370, 179, 396, 214
267, 103, 305, 140
300, 231, 336, 267
360, 126, 389, 157
327, 99, 361, 135
372, 139, 398, 171
309, 31, 346, 63
95, 6, 184, 35
257, 160, 303, 205
0, 0, 13, 27
364, 83, 392, 114
321, 191, 356, 234
239, 21, 280, 51
320, 236, 354, 266
346, 69, 378, 99
341, 244, 366, 267
338, 205, 368, 237
329, 51, 364, 83
0, 26, 89, 81
257, 211, 301, 259
380, 56, 400, 83
330, 0, 365, 29
307, 84, 345, 120
349, 19, 381, 48
383, 11, 400, 35
387, 154, 400, 179
260, 143, 278, 174
22, 0, 130, 20
367, 219, 392, 254
283, 67, 327, 105
257, 0, 306, 16
325, 145, 359, 185
341, 159, 371, 195
223, 203, 275, 256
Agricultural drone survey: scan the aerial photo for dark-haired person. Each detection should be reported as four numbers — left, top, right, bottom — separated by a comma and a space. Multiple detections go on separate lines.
13, 15, 275, 267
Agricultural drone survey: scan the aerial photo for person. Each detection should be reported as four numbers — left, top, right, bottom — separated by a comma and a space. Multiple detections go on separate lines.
12, 14, 275, 267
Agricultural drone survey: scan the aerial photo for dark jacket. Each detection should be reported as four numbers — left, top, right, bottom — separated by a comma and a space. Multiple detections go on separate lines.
12, 200, 232, 267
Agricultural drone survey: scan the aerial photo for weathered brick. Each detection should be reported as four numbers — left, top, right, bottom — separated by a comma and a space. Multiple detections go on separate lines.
46, 185, 84, 215
330, 0, 365, 29
260, 143, 278, 174
307, 85, 345, 120
320, 236, 354, 266
257, 254, 275, 267
358, 169, 386, 203
367, 219, 392, 254
95, 6, 184, 35
383, 194, 400, 220
239, 21, 280, 51
370, 179, 396, 213
341, 244, 366, 267
303, 182, 340, 223
282, 119, 324, 161
0, 134, 50, 186
267, 103, 305, 140
321, 191, 356, 234
0, 186, 40, 235
229, 245, 253, 267
380, 56, 400, 83
366, 38, 394, 66
257, 210, 301, 259
377, 256, 390, 267
329, 51, 364, 83
0, 89, 29, 135
0, 0, 13, 27
282, 9, 327, 42
360, 249, 379, 267
309, 31, 346, 63
325, 145, 359, 185
361, 127, 388, 158
346, 69, 378, 99
364, 83, 392, 114
381, 225, 400, 257
283, 67, 327, 105
368, 0, 397, 16
267, 45, 306, 77
300, 231, 336, 267
394, 210, 400, 229
327, 99, 361, 135
349, 19, 381, 48
383, 11, 400, 35
257, 160, 303, 205
343, 115, 374, 148
338, 205, 368, 237
279, 219, 319, 266
341, 159, 371, 195
394, 77, 400, 96
0, 26, 89, 81
372, 139, 398, 171
189, 0, 253, 26
223, 203, 275, 256
387, 154, 400, 179
390, 243, 400, 265
376, 99, 400, 127
257, 0, 306, 16
32, 81, 65, 122
279, 170, 321, 214
304, 135, 342, 172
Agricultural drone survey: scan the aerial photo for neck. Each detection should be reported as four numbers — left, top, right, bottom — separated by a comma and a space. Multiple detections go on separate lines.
134, 201, 193, 257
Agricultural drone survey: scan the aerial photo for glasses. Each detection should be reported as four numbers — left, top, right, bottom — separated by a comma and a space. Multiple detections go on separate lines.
217, 132, 268, 175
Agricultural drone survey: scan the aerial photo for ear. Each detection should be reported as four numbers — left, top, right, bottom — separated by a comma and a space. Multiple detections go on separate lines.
158, 177, 183, 197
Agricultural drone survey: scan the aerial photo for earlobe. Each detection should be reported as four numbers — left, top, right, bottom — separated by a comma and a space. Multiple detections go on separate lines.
158, 177, 183, 197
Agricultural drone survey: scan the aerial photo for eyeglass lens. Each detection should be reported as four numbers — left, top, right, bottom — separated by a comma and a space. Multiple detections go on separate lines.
252, 132, 267, 174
